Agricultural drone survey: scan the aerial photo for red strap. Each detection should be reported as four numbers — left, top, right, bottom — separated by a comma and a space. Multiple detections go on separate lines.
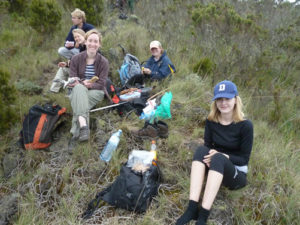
110, 84, 115, 92
112, 95, 120, 104
58, 107, 66, 115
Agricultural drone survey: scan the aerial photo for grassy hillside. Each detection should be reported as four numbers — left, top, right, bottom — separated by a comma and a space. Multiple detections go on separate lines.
0, 0, 299, 224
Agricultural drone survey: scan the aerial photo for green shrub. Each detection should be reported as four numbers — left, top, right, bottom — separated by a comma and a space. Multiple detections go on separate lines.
7, 0, 28, 14
191, 2, 261, 34
0, 68, 17, 134
15, 79, 43, 95
28, 0, 62, 33
193, 57, 215, 76
72, 0, 104, 26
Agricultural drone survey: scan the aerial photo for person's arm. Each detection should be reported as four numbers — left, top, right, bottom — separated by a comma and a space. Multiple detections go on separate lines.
227, 120, 254, 165
64, 27, 75, 49
91, 57, 109, 90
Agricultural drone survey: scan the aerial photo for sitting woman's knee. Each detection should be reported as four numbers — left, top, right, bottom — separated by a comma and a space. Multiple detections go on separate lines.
193, 145, 210, 162
73, 83, 86, 92
211, 153, 227, 164
210, 153, 228, 174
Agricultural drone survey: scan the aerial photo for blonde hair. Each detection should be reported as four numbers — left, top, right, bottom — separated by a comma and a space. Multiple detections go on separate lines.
85, 29, 102, 43
207, 96, 245, 123
71, 8, 86, 23
72, 28, 85, 37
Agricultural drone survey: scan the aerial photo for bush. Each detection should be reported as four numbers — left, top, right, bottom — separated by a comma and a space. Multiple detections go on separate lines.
191, 2, 261, 35
15, 79, 43, 95
72, 0, 104, 26
7, 0, 28, 14
0, 68, 17, 134
193, 57, 215, 76
28, 0, 62, 33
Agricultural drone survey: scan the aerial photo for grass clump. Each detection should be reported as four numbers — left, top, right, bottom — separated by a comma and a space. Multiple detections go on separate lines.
192, 57, 216, 76
0, 67, 17, 134
15, 79, 43, 95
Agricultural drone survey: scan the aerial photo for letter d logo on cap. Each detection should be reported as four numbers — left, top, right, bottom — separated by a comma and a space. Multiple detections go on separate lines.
219, 84, 225, 91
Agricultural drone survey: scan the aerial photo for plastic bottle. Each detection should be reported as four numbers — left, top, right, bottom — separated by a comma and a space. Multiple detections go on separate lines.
150, 140, 157, 166
100, 129, 122, 162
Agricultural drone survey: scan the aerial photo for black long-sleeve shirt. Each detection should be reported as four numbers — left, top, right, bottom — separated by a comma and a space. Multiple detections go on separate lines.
204, 119, 253, 166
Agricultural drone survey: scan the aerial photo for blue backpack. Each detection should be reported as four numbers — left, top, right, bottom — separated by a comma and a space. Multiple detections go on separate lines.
119, 54, 142, 85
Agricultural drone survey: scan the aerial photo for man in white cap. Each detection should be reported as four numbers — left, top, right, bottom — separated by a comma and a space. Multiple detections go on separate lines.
142, 40, 176, 80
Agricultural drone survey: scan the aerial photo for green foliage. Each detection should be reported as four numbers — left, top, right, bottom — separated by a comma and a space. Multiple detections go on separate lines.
0, 68, 17, 134
191, 2, 262, 34
6, 0, 28, 14
28, 0, 62, 33
72, 0, 104, 26
192, 57, 215, 76
15, 79, 43, 95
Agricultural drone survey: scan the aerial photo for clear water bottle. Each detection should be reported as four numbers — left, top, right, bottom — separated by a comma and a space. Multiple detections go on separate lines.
100, 129, 122, 162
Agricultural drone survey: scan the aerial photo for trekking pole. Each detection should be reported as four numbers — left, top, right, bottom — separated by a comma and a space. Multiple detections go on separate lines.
147, 88, 169, 101
90, 102, 128, 113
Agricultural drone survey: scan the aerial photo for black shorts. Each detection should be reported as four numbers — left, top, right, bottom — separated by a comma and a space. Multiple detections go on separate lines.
193, 145, 247, 190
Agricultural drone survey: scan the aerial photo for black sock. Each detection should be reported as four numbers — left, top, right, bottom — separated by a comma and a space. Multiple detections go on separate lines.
176, 200, 199, 225
196, 206, 210, 225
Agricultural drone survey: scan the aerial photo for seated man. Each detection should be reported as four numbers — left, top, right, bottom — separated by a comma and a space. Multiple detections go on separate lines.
142, 40, 176, 80
58, 8, 94, 59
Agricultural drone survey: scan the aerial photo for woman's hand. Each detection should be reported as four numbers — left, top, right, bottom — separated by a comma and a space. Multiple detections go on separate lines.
65, 41, 74, 48
67, 80, 79, 87
142, 68, 151, 75
203, 150, 229, 167
67, 78, 80, 87
58, 62, 67, 67
83, 80, 92, 89
203, 149, 218, 167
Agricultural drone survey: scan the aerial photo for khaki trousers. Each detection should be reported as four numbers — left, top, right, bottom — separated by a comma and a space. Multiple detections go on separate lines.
50, 67, 69, 93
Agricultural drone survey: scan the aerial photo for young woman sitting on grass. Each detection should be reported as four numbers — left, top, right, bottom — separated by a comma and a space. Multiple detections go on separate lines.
176, 80, 254, 225
67, 29, 110, 143
50, 29, 86, 93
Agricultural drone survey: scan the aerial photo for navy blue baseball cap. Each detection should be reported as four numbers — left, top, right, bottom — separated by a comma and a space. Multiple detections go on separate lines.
212, 80, 238, 101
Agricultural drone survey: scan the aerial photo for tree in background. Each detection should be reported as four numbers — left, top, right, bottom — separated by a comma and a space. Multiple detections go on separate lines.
28, 0, 62, 33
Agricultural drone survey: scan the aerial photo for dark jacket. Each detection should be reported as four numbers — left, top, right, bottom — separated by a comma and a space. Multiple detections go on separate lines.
69, 51, 109, 91
144, 51, 176, 80
65, 23, 94, 49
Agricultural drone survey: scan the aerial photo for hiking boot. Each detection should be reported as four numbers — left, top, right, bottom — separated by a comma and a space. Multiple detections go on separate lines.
78, 126, 90, 142
156, 120, 169, 138
132, 122, 159, 139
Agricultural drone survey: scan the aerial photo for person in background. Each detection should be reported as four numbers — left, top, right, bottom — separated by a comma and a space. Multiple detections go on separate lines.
67, 29, 110, 143
58, 8, 94, 59
50, 29, 86, 93
176, 80, 254, 225
142, 40, 176, 80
